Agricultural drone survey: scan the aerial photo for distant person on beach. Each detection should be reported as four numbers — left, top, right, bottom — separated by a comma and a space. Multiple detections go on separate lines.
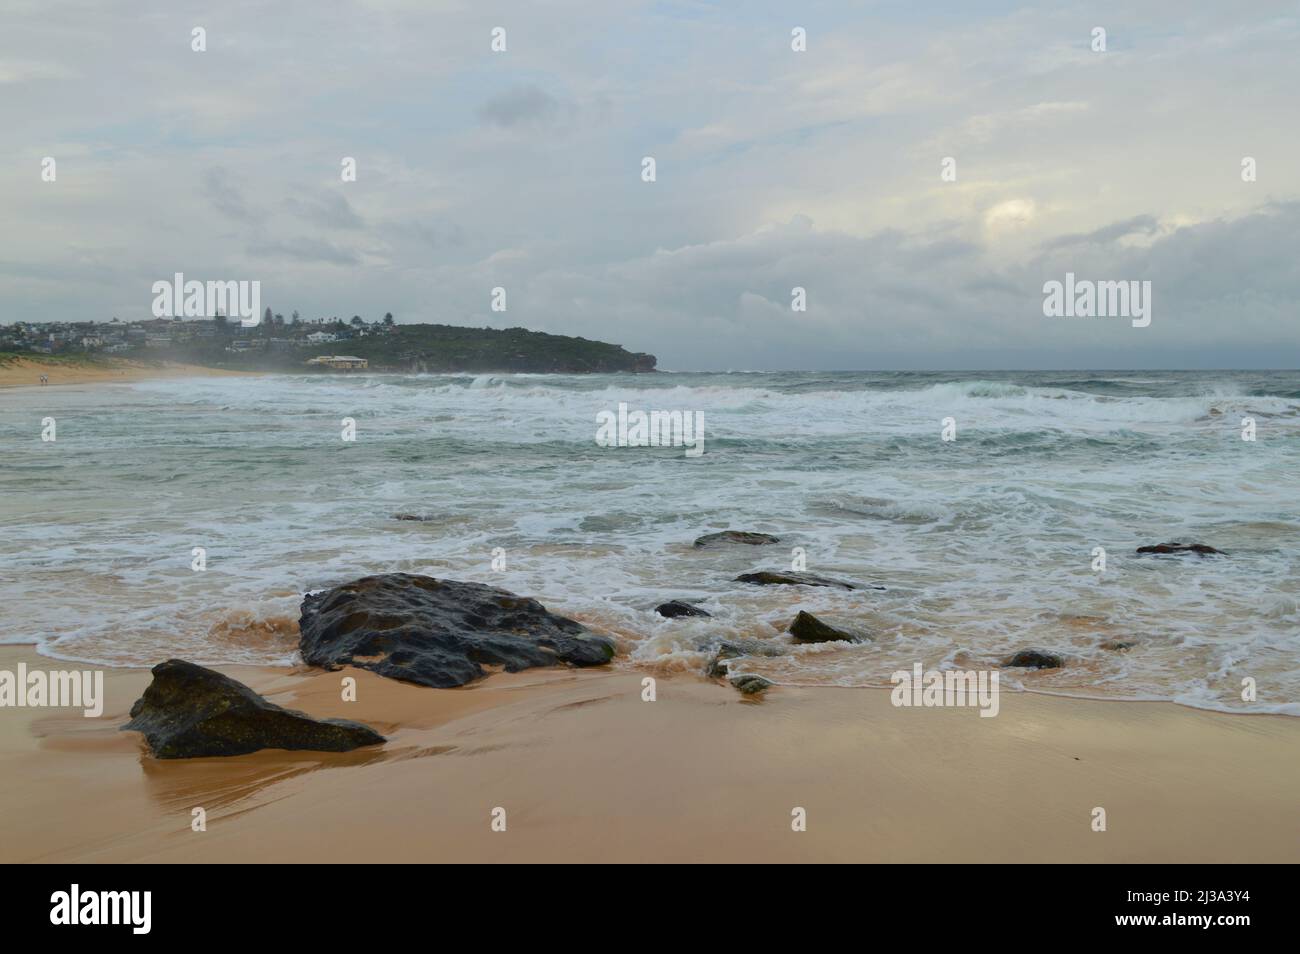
39, 374, 48, 385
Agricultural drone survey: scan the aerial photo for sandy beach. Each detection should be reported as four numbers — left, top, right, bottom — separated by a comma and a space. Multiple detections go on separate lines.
0, 356, 252, 389
2, 643, 1295, 863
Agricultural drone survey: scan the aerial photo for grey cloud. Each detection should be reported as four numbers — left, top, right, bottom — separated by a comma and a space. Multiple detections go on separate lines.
1044, 215, 1161, 250
477, 84, 563, 127
246, 238, 361, 265
507, 202, 1300, 370
283, 191, 364, 230
2, 1, 1298, 370
201, 167, 264, 224
389, 220, 466, 249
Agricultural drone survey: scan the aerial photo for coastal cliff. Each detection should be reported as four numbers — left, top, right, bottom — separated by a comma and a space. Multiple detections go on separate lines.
6, 321, 657, 375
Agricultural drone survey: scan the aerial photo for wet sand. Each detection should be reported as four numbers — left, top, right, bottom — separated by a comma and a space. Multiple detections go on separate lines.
2, 645, 1296, 863
0, 357, 253, 389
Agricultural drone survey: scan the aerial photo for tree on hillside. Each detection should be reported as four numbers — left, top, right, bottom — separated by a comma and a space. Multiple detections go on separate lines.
383, 312, 394, 326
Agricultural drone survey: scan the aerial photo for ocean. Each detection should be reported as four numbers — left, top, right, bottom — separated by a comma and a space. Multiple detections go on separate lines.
3, 369, 1297, 715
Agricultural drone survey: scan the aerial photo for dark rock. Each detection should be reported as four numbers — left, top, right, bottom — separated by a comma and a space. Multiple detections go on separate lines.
1136, 542, 1224, 556
299, 573, 615, 688
729, 674, 773, 695
694, 531, 781, 548
712, 638, 787, 658
1100, 639, 1137, 652
392, 513, 435, 522
1003, 649, 1064, 670
705, 654, 731, 679
122, 659, 385, 759
788, 610, 868, 643
703, 639, 785, 678
655, 600, 712, 619
735, 571, 880, 591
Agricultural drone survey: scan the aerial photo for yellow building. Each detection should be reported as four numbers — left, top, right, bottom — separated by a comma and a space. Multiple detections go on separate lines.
306, 355, 368, 370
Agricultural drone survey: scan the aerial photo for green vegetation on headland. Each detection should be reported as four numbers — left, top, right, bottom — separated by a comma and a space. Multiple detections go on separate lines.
1, 317, 657, 374
0, 351, 110, 368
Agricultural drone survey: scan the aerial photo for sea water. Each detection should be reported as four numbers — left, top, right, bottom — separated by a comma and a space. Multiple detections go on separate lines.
2, 370, 1296, 715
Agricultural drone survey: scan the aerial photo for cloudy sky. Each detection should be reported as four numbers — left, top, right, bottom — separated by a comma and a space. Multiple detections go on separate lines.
2, 0, 1297, 369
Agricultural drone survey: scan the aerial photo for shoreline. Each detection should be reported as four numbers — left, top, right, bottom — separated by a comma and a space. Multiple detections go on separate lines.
0, 356, 258, 390
3, 643, 1296, 863
13, 638, 1293, 721
0, 359, 667, 391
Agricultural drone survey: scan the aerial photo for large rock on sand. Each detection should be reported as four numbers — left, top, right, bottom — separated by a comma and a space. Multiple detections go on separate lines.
123, 659, 385, 759
694, 531, 781, 548
299, 573, 616, 688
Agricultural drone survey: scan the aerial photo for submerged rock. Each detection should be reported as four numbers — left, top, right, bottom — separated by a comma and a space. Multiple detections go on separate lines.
708, 638, 788, 658
735, 570, 879, 591
729, 674, 774, 695
705, 654, 730, 679
703, 638, 785, 678
299, 573, 615, 688
1003, 649, 1064, 670
1136, 542, 1224, 556
392, 513, 435, 522
694, 531, 781, 548
788, 610, 868, 643
1100, 639, 1138, 652
655, 600, 712, 619
123, 659, 385, 759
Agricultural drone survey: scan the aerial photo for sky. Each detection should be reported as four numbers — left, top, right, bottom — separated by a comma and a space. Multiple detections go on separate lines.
1, 0, 1297, 370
